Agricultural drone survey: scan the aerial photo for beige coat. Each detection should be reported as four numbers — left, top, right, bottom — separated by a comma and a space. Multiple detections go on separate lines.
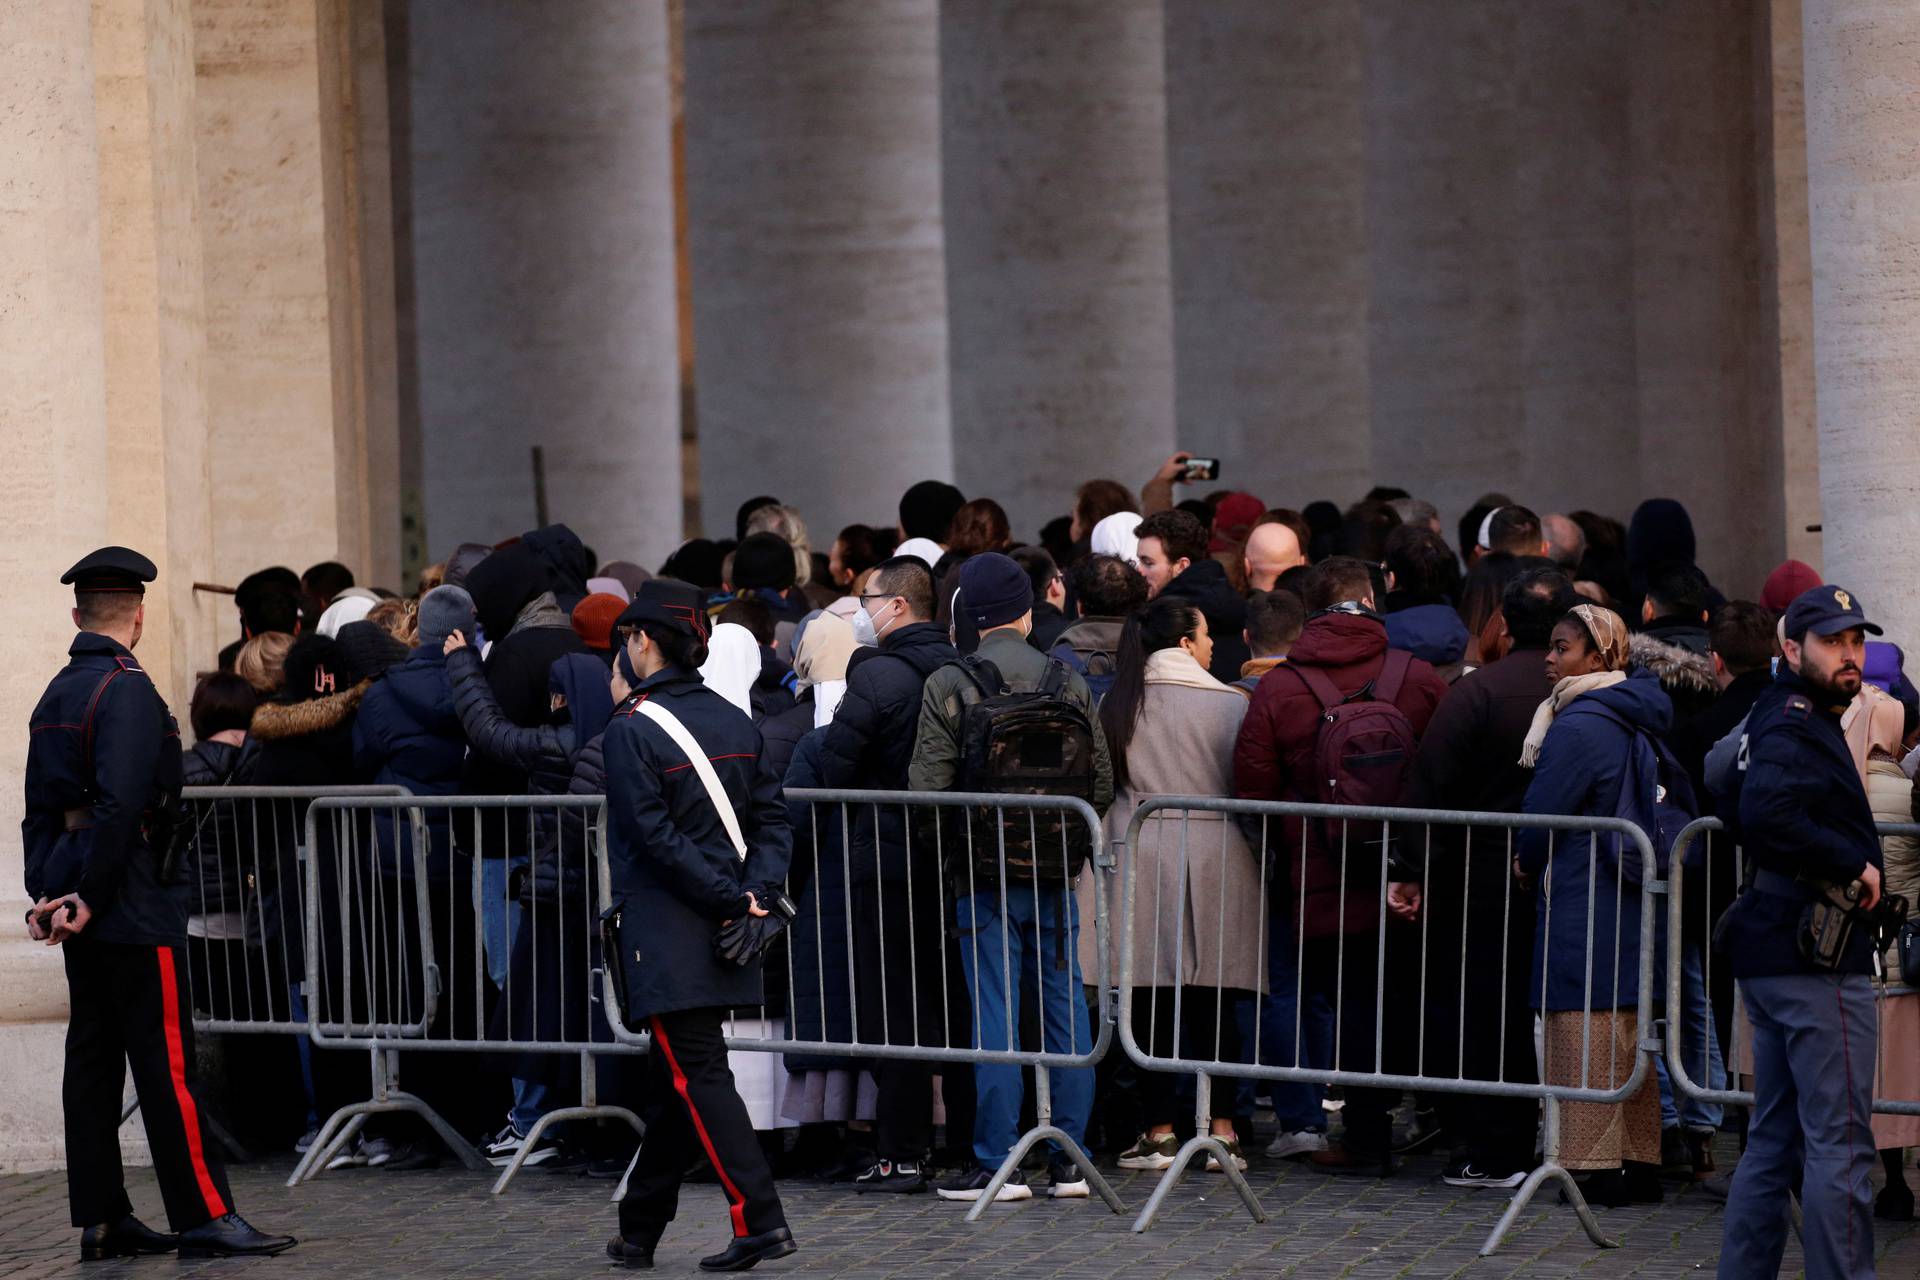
1866, 756, 1920, 983
1077, 648, 1266, 993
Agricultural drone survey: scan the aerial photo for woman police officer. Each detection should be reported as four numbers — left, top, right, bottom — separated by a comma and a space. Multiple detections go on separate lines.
602, 580, 797, 1271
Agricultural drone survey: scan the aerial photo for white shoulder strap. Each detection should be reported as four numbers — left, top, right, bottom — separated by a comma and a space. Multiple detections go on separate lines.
637, 699, 748, 861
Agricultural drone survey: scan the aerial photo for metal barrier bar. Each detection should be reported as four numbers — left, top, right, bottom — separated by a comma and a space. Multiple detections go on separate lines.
600, 787, 1124, 1221
1665, 816, 1920, 1117
1114, 796, 1660, 1252
296, 794, 645, 1188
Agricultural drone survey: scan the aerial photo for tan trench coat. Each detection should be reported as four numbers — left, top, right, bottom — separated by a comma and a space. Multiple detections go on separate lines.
1077, 652, 1266, 993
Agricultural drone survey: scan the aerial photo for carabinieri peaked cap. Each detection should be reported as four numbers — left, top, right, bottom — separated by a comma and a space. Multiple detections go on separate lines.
60, 546, 157, 594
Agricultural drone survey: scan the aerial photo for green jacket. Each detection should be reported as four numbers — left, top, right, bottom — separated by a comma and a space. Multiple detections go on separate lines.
907, 628, 1115, 814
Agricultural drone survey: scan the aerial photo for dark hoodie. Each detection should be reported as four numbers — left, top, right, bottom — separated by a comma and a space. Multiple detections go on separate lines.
460, 542, 588, 849
521, 523, 592, 614
1384, 600, 1471, 681
1518, 669, 1672, 1011
816, 620, 958, 883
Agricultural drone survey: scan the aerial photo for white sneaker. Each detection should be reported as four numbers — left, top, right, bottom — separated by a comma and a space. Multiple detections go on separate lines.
1045, 1159, 1089, 1198
1265, 1130, 1329, 1160
293, 1126, 320, 1155
325, 1138, 369, 1170
361, 1136, 396, 1168
484, 1123, 555, 1168
935, 1168, 1032, 1202
1205, 1138, 1249, 1172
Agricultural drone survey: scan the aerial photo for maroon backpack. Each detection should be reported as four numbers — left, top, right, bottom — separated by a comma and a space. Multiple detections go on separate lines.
1290, 650, 1418, 841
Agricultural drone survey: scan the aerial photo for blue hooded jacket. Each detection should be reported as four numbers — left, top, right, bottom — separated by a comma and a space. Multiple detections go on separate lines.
1518, 669, 1672, 1012
1384, 603, 1470, 670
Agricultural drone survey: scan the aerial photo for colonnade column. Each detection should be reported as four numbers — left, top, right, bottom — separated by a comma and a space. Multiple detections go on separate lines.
683, 0, 951, 546
1161, 1, 1371, 511
940, 0, 1176, 539
1801, 0, 1920, 643
409, 0, 680, 568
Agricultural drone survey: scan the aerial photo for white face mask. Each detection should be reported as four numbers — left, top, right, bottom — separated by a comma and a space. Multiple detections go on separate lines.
852, 600, 895, 648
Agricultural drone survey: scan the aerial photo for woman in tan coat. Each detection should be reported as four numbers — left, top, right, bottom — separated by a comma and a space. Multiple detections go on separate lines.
1079, 597, 1264, 1172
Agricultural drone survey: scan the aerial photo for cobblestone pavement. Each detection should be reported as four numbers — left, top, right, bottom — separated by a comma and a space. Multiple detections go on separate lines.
3, 1142, 1915, 1279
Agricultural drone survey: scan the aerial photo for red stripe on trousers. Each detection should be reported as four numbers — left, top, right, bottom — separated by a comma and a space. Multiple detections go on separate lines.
156, 947, 227, 1220
651, 1017, 749, 1238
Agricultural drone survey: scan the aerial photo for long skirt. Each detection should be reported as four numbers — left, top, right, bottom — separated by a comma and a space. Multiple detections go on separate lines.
1544, 1009, 1660, 1170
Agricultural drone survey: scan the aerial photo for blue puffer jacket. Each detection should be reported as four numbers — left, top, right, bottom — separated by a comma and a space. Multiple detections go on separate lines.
1517, 669, 1672, 1012
354, 645, 465, 874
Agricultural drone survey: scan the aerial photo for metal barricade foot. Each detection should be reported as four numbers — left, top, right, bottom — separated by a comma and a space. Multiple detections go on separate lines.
957, 1125, 1124, 1223
490, 1105, 644, 1196
1478, 1161, 1617, 1255
290, 1111, 366, 1187
290, 1094, 487, 1185
1129, 1135, 1265, 1233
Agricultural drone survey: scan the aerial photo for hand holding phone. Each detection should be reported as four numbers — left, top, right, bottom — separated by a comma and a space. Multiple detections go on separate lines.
1180, 457, 1221, 483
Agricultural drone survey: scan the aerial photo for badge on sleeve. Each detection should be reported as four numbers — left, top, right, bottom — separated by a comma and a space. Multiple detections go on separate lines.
1784, 695, 1812, 721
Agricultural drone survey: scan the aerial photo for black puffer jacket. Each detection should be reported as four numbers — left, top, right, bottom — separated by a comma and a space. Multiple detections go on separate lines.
815, 621, 956, 885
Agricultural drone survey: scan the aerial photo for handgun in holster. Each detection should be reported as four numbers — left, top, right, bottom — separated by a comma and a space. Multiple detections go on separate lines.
1798, 876, 1909, 971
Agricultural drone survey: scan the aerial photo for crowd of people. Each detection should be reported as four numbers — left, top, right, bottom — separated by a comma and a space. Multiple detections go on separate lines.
178, 456, 1918, 1223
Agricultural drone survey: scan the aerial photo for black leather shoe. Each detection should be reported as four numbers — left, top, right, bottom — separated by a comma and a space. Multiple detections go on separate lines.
80, 1215, 177, 1261
698, 1226, 796, 1272
177, 1212, 297, 1259
607, 1234, 656, 1268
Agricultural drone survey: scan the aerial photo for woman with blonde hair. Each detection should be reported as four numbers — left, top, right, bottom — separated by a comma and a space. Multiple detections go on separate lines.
1517, 604, 1669, 1207
234, 631, 295, 696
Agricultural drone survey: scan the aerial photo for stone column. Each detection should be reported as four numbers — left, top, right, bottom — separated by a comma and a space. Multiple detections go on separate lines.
684, 0, 950, 545
192, 0, 401, 588
409, 0, 680, 569
1802, 0, 1920, 639
0, 0, 218, 1173
940, 0, 1175, 540
1627, 0, 1772, 596
1162, 2, 1371, 510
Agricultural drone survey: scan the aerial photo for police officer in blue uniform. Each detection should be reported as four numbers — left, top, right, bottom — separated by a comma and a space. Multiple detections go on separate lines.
600, 579, 798, 1272
24, 547, 296, 1261
1716, 584, 1888, 1280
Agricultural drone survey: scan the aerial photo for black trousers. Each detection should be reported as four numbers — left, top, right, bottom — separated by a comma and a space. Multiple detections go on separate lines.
63, 940, 235, 1231
853, 880, 954, 1161
1301, 931, 1413, 1162
1422, 896, 1540, 1172
620, 1008, 785, 1243
1132, 988, 1247, 1128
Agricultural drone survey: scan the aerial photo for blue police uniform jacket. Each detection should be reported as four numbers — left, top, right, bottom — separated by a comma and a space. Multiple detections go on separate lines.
1717, 668, 1883, 978
22, 632, 187, 946
603, 664, 792, 1023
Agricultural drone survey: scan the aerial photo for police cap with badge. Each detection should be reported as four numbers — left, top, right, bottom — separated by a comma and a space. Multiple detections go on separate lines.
1783, 583, 1883, 643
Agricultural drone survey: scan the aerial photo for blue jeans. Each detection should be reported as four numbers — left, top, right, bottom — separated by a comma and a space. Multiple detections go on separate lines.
954, 886, 1094, 1166
1233, 911, 1332, 1132
480, 856, 525, 990
1653, 920, 1726, 1130
1718, 973, 1877, 1280
511, 1079, 551, 1136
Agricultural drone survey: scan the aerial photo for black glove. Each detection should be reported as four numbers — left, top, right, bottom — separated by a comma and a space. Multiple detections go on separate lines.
713, 891, 798, 967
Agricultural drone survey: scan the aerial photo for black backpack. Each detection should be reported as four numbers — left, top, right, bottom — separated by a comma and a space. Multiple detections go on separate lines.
945, 654, 1099, 885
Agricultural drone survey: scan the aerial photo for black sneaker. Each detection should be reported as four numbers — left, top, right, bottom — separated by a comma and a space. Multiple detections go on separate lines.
1045, 1157, 1089, 1199
851, 1158, 928, 1194
935, 1166, 1031, 1203
1441, 1159, 1527, 1190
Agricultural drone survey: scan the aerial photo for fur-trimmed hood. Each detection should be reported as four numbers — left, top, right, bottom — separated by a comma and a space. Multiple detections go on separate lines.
1629, 632, 1716, 696
249, 680, 370, 741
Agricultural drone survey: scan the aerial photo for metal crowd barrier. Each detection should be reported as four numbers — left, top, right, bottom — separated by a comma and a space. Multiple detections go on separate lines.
295, 794, 642, 1193
599, 787, 1124, 1222
1115, 797, 1661, 1254
1665, 817, 1920, 1119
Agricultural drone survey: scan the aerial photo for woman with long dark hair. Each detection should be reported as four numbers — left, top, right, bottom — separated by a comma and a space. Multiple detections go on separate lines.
1085, 598, 1265, 1174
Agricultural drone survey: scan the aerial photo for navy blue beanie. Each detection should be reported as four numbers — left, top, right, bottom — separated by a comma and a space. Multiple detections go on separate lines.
958, 552, 1034, 630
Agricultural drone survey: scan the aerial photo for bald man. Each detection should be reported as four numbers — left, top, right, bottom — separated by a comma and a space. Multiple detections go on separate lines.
1542, 514, 1586, 570
1244, 523, 1307, 593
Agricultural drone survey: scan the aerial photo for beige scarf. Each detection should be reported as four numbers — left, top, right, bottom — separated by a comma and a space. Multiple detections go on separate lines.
1145, 645, 1230, 693
1519, 671, 1627, 768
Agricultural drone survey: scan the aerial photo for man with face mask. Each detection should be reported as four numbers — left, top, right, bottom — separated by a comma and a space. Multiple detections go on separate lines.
1715, 584, 1889, 1280
813, 556, 958, 1192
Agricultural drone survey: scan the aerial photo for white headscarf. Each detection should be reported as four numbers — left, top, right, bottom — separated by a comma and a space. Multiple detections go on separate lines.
586, 575, 628, 600
894, 537, 944, 569
1091, 511, 1144, 565
698, 622, 762, 717
316, 595, 375, 639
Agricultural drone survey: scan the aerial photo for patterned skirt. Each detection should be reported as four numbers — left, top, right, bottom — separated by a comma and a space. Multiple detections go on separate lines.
1544, 1009, 1660, 1170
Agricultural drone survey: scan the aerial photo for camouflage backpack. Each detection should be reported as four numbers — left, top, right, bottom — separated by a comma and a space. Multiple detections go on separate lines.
946, 654, 1099, 886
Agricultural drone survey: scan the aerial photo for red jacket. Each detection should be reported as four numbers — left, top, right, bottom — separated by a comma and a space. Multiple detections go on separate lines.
1233, 611, 1450, 938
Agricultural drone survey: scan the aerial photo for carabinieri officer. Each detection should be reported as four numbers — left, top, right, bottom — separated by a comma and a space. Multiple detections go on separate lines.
602, 579, 797, 1272
1716, 584, 1888, 1280
23, 547, 295, 1261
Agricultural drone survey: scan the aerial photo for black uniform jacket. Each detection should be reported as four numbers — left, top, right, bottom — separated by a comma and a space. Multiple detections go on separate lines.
23, 632, 186, 946
1717, 669, 1884, 978
604, 665, 791, 1023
